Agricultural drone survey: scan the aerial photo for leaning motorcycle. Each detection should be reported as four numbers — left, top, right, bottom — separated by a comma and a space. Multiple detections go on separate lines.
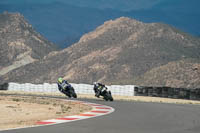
97, 87, 114, 101
62, 84, 77, 98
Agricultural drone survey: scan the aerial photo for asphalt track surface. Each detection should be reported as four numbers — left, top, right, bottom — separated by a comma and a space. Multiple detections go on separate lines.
1, 97, 200, 133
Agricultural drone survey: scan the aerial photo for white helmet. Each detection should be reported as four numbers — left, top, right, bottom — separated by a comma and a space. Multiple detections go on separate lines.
93, 82, 97, 85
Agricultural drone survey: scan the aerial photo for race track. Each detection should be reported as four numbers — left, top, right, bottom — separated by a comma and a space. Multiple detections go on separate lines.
1, 97, 200, 133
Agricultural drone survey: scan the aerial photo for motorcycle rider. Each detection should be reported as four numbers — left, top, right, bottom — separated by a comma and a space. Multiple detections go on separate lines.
57, 77, 71, 97
93, 82, 107, 98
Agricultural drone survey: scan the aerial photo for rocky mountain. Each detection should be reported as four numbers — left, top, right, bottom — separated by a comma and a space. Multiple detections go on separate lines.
2, 16, 200, 88
0, 12, 57, 79
116, 58, 200, 88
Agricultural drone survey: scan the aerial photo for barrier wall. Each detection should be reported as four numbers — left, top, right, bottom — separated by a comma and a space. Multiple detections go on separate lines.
0, 83, 8, 90
7, 82, 135, 96
2, 82, 200, 100
134, 86, 200, 100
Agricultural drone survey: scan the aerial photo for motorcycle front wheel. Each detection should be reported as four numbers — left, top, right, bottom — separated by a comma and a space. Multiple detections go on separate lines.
69, 88, 77, 98
103, 91, 113, 101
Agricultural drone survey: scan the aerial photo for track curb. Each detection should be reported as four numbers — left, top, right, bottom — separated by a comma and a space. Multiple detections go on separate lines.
36, 100, 115, 125
0, 99, 115, 131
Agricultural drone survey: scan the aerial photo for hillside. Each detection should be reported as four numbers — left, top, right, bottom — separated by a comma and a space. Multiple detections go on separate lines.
2, 17, 200, 88
0, 12, 57, 78
116, 59, 200, 88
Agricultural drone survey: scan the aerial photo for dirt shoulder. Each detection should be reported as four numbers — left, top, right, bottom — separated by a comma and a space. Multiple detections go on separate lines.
80, 94, 200, 105
2, 91, 200, 105
1, 90, 200, 130
0, 95, 91, 130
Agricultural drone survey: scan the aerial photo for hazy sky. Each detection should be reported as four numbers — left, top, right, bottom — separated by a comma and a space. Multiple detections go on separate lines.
1, 0, 199, 47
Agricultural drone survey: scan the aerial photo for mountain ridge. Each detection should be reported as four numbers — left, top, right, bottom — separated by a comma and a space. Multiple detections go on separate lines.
0, 12, 57, 77
1, 15, 200, 88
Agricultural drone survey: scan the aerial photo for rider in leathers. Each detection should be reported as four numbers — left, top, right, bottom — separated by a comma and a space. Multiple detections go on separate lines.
57, 77, 71, 97
93, 82, 107, 97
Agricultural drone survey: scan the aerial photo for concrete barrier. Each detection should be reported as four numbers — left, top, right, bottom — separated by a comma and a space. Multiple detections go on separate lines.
7, 82, 135, 96
0, 83, 8, 90
134, 86, 200, 100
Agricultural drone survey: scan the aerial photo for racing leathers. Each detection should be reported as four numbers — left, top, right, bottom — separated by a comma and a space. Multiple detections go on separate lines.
57, 80, 71, 97
93, 83, 106, 97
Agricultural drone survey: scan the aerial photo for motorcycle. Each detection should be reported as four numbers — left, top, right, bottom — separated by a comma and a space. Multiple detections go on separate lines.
96, 87, 114, 101
62, 83, 77, 98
